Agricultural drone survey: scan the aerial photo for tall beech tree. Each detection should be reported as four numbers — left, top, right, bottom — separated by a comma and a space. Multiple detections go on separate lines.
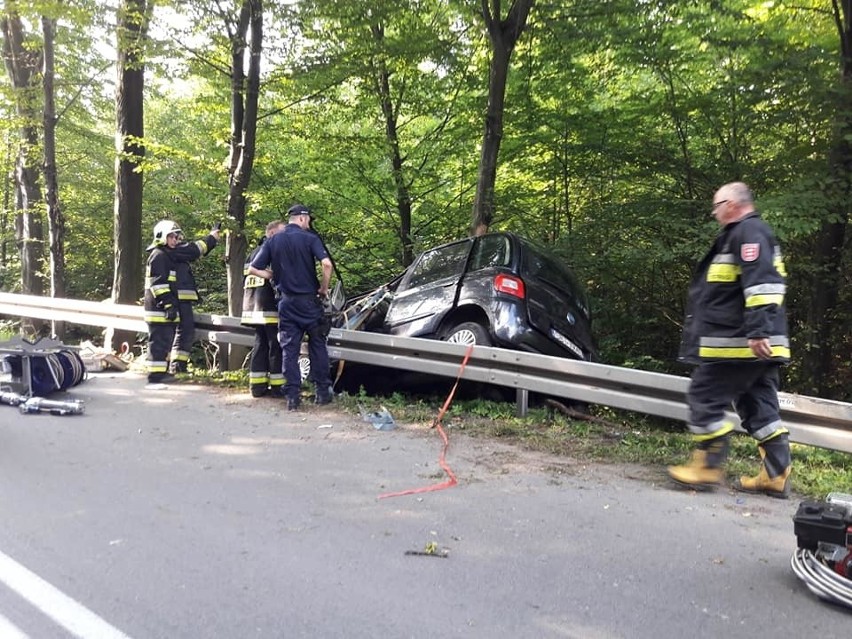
800, 0, 852, 395
1, 3, 45, 316
471, 0, 534, 236
109, 0, 150, 352
42, 14, 65, 338
223, 0, 262, 327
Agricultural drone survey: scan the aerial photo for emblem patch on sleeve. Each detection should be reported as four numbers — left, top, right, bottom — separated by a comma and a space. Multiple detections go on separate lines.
741, 243, 760, 262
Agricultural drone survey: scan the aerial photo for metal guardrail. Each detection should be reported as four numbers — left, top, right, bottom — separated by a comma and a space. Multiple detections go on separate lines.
0, 292, 255, 346
2, 291, 851, 454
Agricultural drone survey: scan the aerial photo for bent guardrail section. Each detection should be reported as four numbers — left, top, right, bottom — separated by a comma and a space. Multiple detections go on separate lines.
2, 291, 851, 453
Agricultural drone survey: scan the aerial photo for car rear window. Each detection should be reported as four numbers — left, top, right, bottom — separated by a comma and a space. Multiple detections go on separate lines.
521, 241, 590, 317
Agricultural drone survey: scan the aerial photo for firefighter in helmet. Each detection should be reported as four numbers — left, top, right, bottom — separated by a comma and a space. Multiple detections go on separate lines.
144, 220, 181, 384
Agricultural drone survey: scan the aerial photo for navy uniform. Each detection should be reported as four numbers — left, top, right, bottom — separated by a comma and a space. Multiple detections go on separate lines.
241, 225, 284, 397
144, 221, 181, 383
167, 230, 219, 373
249, 204, 333, 411
669, 183, 792, 497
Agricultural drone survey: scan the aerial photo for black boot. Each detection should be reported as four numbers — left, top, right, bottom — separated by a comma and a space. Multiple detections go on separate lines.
315, 386, 333, 405
170, 360, 188, 374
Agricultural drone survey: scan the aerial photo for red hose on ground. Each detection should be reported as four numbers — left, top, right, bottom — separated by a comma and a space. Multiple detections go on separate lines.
377, 344, 474, 500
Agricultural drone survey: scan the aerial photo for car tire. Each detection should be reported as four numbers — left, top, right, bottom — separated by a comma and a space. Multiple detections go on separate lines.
443, 321, 492, 347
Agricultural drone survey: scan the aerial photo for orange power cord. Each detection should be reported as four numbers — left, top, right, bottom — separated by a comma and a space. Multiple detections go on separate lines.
378, 344, 473, 500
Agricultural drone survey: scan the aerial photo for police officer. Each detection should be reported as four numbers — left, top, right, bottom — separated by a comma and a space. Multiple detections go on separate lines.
241, 220, 286, 397
247, 204, 333, 411
668, 182, 792, 497
167, 224, 220, 373
144, 220, 181, 384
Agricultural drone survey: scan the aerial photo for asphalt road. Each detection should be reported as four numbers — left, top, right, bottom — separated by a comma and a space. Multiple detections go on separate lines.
0, 371, 848, 638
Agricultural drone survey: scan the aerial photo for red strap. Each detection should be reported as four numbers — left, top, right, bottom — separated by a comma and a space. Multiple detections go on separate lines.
377, 344, 474, 500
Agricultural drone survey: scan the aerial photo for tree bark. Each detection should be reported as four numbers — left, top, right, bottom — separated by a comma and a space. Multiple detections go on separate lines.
471, 0, 535, 237
1, 136, 11, 266
107, 0, 149, 353
1, 6, 47, 336
42, 15, 66, 340
370, 22, 414, 266
224, 0, 262, 369
801, 0, 851, 396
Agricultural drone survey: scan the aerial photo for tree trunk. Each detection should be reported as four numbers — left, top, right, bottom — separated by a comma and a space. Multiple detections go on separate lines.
107, 0, 149, 353
224, 0, 262, 369
1, 135, 10, 266
370, 22, 414, 266
42, 15, 66, 340
1, 7, 47, 337
471, 0, 535, 237
801, 0, 852, 396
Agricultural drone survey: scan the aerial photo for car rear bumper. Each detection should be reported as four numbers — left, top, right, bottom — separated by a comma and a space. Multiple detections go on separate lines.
489, 300, 593, 361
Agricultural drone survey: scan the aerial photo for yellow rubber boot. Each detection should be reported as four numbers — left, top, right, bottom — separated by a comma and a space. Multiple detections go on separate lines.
733, 447, 791, 499
667, 450, 725, 491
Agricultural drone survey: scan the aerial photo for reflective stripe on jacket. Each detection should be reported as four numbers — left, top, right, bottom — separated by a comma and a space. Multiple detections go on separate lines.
241, 241, 279, 326
679, 212, 790, 364
144, 247, 178, 324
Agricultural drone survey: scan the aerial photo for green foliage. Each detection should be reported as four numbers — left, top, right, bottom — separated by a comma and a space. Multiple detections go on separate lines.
1, 0, 850, 399
184, 366, 247, 388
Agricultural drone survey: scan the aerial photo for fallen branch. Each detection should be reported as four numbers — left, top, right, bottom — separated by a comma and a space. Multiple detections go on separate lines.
545, 398, 623, 430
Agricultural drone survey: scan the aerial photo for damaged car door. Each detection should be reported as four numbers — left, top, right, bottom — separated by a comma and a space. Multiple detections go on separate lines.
382, 238, 473, 338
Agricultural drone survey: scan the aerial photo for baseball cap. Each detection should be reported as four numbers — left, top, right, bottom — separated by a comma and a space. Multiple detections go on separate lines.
287, 204, 311, 217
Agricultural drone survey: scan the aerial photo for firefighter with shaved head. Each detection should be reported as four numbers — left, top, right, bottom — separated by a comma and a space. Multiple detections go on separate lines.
668, 182, 792, 498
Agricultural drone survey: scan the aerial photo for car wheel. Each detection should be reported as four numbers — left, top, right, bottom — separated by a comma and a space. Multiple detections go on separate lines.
443, 321, 492, 347
298, 355, 311, 381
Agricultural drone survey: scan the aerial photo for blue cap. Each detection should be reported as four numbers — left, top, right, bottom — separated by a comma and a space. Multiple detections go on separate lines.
287, 204, 311, 217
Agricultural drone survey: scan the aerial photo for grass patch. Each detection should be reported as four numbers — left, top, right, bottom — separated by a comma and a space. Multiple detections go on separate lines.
186, 367, 247, 388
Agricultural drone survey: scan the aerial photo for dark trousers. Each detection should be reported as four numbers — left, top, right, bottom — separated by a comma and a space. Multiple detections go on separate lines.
147, 322, 177, 381
170, 301, 195, 371
688, 361, 790, 474
249, 324, 282, 395
278, 295, 330, 401
688, 361, 781, 438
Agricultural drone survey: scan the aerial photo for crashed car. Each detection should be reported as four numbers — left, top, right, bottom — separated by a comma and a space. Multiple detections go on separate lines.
336, 231, 597, 362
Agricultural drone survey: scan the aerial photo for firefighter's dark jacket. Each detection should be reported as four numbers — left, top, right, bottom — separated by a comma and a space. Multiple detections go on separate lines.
144, 247, 178, 323
679, 212, 790, 365
169, 234, 218, 303
241, 238, 278, 326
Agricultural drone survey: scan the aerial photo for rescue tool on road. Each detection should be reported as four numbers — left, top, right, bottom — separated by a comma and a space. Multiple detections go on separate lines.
792, 492, 852, 609
0, 335, 87, 416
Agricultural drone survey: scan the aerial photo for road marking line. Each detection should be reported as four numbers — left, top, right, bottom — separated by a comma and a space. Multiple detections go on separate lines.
0, 612, 29, 638
0, 550, 131, 639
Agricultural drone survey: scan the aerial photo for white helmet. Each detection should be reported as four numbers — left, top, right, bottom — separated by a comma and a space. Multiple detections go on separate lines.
147, 220, 182, 249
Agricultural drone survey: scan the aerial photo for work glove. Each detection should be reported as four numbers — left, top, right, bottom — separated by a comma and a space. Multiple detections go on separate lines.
163, 304, 178, 321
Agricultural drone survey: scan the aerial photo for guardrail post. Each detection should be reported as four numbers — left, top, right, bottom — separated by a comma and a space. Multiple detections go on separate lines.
515, 388, 529, 418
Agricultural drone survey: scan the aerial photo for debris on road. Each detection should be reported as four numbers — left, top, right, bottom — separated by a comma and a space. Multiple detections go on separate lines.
360, 405, 396, 430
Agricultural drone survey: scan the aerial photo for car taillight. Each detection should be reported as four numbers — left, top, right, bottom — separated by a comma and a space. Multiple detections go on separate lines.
494, 274, 525, 299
